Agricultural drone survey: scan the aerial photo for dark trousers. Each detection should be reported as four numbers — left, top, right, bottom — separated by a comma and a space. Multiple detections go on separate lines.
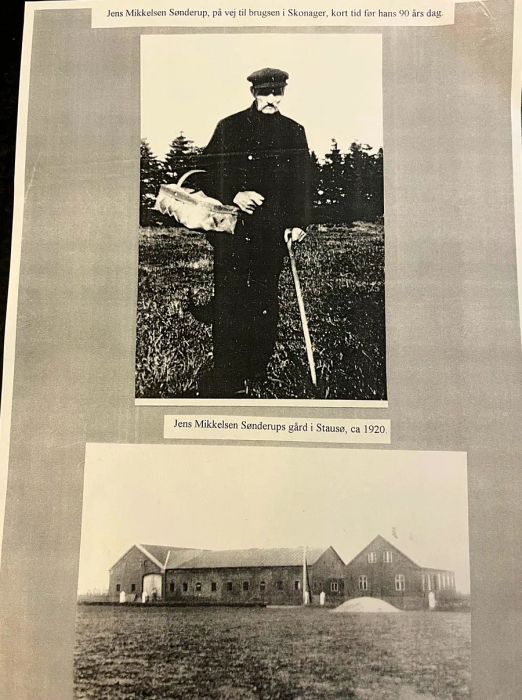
212, 223, 285, 389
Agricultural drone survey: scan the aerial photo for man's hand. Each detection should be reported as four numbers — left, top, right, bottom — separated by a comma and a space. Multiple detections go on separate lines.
284, 227, 307, 244
233, 191, 264, 214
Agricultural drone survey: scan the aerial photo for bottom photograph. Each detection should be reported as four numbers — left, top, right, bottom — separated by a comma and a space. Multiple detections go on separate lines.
76, 444, 470, 699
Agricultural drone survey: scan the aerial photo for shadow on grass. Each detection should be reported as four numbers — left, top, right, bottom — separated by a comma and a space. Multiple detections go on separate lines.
135, 223, 386, 400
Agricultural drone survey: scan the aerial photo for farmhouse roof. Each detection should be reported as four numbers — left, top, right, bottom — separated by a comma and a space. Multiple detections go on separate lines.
107, 544, 204, 572
171, 546, 335, 570
345, 535, 453, 573
164, 548, 207, 568
138, 544, 206, 569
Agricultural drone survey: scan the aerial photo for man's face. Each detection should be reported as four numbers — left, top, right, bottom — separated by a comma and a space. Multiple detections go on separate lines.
252, 86, 285, 114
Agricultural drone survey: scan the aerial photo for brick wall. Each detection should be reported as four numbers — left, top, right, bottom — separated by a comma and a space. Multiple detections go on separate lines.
165, 566, 305, 605
108, 546, 162, 599
345, 538, 423, 600
309, 548, 346, 603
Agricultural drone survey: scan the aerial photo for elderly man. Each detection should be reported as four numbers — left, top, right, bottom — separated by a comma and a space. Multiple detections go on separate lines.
196, 67, 312, 397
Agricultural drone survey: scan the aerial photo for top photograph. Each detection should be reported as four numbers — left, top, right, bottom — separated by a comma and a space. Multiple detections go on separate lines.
136, 34, 387, 404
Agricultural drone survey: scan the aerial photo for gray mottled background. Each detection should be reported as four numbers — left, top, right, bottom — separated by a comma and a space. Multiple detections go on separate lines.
0, 3, 522, 698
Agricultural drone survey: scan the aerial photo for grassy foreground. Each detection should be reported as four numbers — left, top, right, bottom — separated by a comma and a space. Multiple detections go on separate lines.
75, 605, 470, 699
135, 222, 386, 400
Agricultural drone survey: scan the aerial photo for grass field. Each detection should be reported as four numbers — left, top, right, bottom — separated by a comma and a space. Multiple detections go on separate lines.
135, 222, 386, 400
74, 606, 470, 699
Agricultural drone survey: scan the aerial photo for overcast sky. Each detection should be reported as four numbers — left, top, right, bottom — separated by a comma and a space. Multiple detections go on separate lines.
78, 444, 469, 594
141, 34, 383, 160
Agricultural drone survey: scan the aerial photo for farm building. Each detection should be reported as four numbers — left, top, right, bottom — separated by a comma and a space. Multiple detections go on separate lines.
108, 544, 204, 601
165, 546, 346, 605
344, 535, 456, 609
108, 537, 456, 608
109, 544, 345, 604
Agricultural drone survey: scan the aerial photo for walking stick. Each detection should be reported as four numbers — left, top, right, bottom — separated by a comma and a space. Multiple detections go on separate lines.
286, 237, 317, 387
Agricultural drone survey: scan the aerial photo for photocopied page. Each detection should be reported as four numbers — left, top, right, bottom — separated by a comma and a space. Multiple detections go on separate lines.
0, 0, 521, 698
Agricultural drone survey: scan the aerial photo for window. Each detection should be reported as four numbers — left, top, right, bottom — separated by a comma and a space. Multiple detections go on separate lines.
367, 552, 377, 563
226, 581, 233, 592
116, 584, 121, 592
358, 575, 368, 591
182, 582, 188, 592
242, 581, 249, 591
395, 574, 405, 591
195, 582, 202, 592
383, 551, 393, 563
294, 580, 301, 591
276, 581, 284, 590
260, 581, 266, 592
170, 582, 174, 593
330, 581, 339, 592
131, 584, 136, 592
211, 582, 217, 592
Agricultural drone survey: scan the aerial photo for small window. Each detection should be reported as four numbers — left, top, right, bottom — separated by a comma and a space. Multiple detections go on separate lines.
182, 582, 188, 592
367, 552, 377, 563
116, 584, 121, 592
242, 581, 249, 591
276, 581, 284, 590
169, 582, 174, 592
131, 583, 136, 592
330, 581, 339, 592
211, 582, 217, 592
294, 580, 301, 591
383, 551, 393, 563
195, 582, 202, 592
395, 574, 405, 591
260, 581, 266, 592
358, 575, 368, 591
226, 581, 233, 592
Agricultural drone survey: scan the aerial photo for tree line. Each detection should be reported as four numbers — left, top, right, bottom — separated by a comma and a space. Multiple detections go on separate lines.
140, 132, 383, 227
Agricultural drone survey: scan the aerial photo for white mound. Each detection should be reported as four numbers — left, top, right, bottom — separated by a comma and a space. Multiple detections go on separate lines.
332, 597, 402, 613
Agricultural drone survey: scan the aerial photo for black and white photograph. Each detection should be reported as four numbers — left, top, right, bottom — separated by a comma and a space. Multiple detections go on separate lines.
1, 2, 522, 698
137, 34, 386, 403
76, 444, 470, 698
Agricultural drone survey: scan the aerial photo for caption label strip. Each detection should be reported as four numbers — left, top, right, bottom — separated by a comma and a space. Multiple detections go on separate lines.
93, 0, 456, 27
164, 415, 391, 443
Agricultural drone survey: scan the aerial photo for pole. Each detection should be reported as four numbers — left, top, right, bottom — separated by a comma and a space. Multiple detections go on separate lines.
286, 238, 317, 387
303, 545, 308, 605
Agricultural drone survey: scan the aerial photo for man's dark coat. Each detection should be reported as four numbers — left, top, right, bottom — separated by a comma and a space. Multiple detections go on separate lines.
199, 103, 312, 392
